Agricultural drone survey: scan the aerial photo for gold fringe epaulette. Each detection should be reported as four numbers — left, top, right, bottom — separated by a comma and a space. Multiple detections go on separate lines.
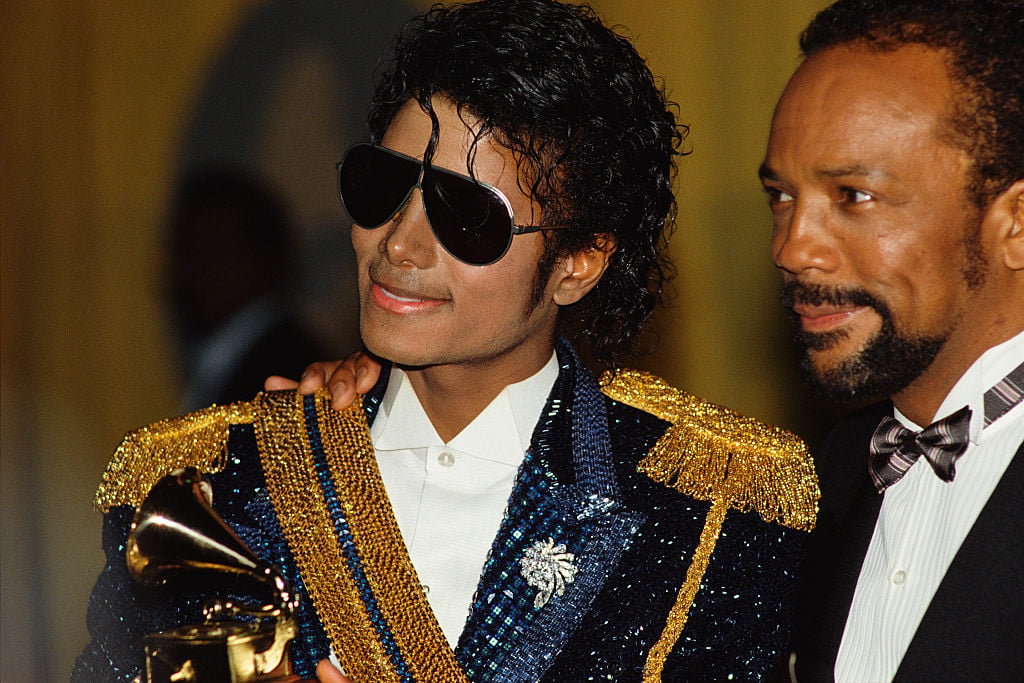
93, 401, 257, 512
600, 370, 818, 532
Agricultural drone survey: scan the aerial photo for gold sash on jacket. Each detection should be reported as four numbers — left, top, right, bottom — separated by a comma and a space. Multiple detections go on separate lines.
254, 390, 467, 682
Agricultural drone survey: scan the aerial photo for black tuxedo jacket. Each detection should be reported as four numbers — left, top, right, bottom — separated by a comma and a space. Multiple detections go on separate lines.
788, 402, 1024, 682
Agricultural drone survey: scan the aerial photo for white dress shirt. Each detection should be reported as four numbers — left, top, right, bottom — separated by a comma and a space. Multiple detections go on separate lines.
368, 354, 559, 647
836, 329, 1024, 683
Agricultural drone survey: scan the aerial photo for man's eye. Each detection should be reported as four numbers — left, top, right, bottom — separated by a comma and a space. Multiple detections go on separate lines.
765, 187, 794, 204
840, 188, 874, 204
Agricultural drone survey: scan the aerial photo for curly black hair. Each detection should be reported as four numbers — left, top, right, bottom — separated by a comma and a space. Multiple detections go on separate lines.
800, 0, 1024, 208
365, 0, 686, 365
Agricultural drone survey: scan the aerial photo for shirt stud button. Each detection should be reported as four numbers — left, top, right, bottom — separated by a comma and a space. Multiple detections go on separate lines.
893, 569, 906, 585
437, 451, 455, 467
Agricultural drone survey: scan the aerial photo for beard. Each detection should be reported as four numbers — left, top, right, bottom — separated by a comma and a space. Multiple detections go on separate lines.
781, 281, 949, 402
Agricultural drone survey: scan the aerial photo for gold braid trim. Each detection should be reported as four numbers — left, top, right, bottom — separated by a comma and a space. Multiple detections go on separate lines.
94, 401, 256, 512
599, 369, 818, 532
599, 370, 819, 681
643, 498, 729, 683
255, 390, 466, 683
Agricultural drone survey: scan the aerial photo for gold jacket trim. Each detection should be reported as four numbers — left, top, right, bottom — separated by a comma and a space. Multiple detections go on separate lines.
643, 498, 729, 682
600, 369, 819, 532
94, 401, 256, 512
600, 370, 818, 681
254, 390, 466, 683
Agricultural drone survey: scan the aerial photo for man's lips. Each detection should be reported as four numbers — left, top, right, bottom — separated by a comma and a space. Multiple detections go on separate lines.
369, 281, 448, 314
791, 303, 868, 333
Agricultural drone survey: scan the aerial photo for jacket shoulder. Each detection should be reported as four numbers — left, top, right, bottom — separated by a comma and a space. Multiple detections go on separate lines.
600, 369, 818, 531
93, 399, 258, 512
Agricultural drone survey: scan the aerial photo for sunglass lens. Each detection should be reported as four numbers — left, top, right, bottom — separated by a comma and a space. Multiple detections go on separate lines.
423, 171, 512, 265
338, 144, 419, 228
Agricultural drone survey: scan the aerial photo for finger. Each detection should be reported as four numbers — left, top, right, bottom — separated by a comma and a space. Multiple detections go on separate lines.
316, 659, 353, 683
264, 375, 300, 391
329, 378, 357, 411
352, 353, 383, 394
327, 359, 358, 410
328, 352, 383, 409
296, 362, 338, 394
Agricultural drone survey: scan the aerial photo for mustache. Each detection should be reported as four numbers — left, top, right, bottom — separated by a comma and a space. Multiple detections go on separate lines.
366, 260, 449, 300
780, 281, 887, 314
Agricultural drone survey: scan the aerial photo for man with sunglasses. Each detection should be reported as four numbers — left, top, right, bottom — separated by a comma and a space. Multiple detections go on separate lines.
75, 1, 817, 681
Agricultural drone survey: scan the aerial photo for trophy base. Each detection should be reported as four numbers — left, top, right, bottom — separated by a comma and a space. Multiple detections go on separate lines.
143, 621, 299, 683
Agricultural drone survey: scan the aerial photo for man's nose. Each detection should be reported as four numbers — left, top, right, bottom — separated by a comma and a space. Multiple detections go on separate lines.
771, 201, 839, 276
381, 187, 437, 268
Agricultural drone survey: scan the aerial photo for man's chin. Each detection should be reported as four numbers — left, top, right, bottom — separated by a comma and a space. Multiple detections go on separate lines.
798, 352, 879, 402
361, 335, 435, 371
796, 327, 947, 403
792, 333, 874, 400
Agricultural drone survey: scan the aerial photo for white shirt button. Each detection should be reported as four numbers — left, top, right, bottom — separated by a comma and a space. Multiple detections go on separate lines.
892, 569, 906, 585
437, 451, 455, 467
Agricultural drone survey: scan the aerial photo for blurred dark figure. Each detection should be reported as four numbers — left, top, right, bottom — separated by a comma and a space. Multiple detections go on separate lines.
168, 168, 329, 409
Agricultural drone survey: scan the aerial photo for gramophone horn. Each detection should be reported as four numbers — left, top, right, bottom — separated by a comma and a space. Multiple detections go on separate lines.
126, 468, 300, 682
126, 467, 266, 586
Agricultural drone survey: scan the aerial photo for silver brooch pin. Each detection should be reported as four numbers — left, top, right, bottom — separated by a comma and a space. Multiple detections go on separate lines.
520, 537, 578, 609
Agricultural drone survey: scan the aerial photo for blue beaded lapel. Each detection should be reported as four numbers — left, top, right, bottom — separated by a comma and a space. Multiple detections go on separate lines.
455, 340, 647, 682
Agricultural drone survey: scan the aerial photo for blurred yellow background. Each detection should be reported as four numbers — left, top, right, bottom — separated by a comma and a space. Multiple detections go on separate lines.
1, 0, 830, 679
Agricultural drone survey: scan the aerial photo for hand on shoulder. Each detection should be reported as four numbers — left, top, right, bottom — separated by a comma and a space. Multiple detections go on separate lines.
264, 352, 382, 410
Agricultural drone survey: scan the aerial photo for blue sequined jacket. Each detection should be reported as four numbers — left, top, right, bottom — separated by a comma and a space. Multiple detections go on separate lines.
74, 341, 817, 682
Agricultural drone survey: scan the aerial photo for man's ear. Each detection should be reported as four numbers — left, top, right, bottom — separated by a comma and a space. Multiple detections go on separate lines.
551, 234, 617, 306
991, 178, 1024, 270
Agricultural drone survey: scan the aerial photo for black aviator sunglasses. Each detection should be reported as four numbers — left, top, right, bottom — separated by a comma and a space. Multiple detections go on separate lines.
336, 143, 566, 266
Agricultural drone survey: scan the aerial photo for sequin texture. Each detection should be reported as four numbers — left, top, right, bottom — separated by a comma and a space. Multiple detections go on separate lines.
75, 340, 818, 682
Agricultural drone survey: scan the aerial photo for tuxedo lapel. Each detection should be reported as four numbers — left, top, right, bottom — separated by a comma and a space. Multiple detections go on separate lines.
820, 478, 882, 671
455, 341, 646, 682
896, 439, 1024, 681
793, 475, 881, 679
791, 403, 887, 680
793, 405, 1024, 683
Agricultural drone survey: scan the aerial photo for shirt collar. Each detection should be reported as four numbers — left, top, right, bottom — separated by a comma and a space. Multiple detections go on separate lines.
370, 353, 559, 466
895, 327, 1024, 443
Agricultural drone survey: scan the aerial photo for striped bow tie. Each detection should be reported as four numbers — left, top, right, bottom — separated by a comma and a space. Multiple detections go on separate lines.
868, 359, 1024, 493
869, 405, 971, 492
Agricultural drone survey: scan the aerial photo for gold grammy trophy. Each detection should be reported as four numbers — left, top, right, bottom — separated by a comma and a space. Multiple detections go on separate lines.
126, 467, 301, 682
